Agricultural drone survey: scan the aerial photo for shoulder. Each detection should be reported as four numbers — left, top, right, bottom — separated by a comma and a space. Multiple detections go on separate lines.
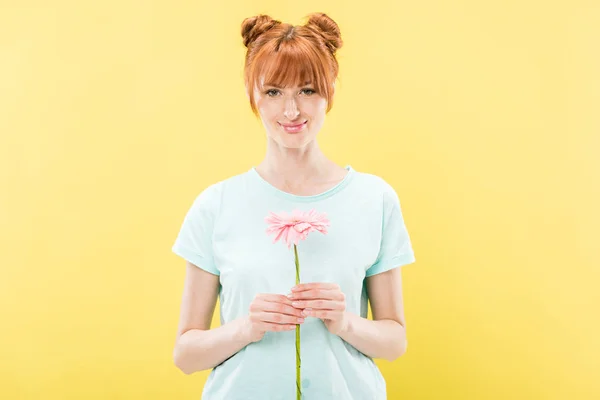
352, 169, 400, 198
349, 169, 406, 216
189, 168, 252, 210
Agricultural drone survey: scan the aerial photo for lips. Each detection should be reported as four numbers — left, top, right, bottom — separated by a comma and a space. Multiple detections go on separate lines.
279, 121, 307, 133
280, 121, 307, 128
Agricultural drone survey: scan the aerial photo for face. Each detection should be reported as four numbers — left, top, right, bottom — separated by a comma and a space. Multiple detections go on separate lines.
252, 78, 328, 149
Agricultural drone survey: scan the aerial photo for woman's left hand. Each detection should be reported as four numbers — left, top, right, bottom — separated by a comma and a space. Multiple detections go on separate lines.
288, 282, 348, 335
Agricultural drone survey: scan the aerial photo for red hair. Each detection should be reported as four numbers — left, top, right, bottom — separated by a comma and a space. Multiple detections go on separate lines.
241, 13, 343, 117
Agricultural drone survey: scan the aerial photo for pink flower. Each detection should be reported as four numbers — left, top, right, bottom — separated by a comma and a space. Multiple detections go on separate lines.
265, 208, 330, 399
265, 209, 330, 249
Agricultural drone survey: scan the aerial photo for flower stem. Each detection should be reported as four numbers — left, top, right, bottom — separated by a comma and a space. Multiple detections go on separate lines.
294, 244, 301, 400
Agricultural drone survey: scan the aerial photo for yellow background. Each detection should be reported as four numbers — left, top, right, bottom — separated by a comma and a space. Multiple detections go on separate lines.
1, 0, 598, 399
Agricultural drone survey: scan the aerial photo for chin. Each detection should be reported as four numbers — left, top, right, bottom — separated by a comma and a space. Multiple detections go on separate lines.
270, 134, 314, 148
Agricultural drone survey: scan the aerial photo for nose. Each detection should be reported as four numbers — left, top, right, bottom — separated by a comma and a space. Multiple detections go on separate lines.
283, 97, 300, 120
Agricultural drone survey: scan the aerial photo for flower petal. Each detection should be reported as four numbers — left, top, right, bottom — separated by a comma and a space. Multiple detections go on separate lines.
265, 209, 331, 247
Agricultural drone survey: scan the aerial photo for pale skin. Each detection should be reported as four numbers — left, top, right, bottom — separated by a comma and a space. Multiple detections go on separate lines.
173, 80, 408, 375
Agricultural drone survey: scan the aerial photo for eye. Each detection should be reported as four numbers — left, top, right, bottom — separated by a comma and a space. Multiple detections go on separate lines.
301, 88, 316, 95
265, 89, 280, 97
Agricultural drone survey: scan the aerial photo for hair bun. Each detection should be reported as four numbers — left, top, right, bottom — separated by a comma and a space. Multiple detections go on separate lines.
304, 13, 343, 54
241, 14, 281, 48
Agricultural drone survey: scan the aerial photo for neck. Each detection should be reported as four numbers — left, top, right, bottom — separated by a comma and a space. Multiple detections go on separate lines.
257, 140, 333, 184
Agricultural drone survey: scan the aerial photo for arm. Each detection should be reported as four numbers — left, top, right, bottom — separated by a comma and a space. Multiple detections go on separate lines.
337, 267, 408, 361
173, 261, 252, 374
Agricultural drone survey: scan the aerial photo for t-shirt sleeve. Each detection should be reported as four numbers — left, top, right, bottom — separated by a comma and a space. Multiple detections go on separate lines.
365, 182, 416, 277
171, 184, 220, 276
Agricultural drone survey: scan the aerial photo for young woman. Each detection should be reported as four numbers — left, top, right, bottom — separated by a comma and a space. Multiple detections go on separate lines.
172, 12, 416, 399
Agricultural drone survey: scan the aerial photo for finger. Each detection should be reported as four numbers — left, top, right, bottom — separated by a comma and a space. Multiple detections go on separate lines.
251, 298, 294, 314
291, 299, 344, 311
290, 289, 345, 301
292, 282, 340, 292
260, 293, 295, 306
257, 311, 305, 325
260, 301, 305, 317
261, 322, 298, 332
302, 309, 343, 319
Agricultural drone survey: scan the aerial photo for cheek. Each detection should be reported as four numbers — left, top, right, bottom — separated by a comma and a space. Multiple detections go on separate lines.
303, 97, 327, 114
304, 100, 327, 121
256, 101, 277, 120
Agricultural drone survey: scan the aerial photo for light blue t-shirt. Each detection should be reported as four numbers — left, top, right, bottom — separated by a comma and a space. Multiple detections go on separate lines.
172, 165, 416, 400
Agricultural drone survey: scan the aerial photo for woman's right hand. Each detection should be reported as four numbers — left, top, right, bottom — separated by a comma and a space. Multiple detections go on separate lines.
244, 293, 306, 343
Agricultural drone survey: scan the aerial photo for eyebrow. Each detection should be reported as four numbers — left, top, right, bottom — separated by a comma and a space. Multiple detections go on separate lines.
263, 81, 312, 88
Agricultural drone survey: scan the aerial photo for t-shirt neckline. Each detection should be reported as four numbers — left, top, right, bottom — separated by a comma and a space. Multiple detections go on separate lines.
248, 165, 355, 202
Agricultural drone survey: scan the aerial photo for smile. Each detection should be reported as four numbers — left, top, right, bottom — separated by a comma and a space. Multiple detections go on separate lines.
279, 121, 307, 133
